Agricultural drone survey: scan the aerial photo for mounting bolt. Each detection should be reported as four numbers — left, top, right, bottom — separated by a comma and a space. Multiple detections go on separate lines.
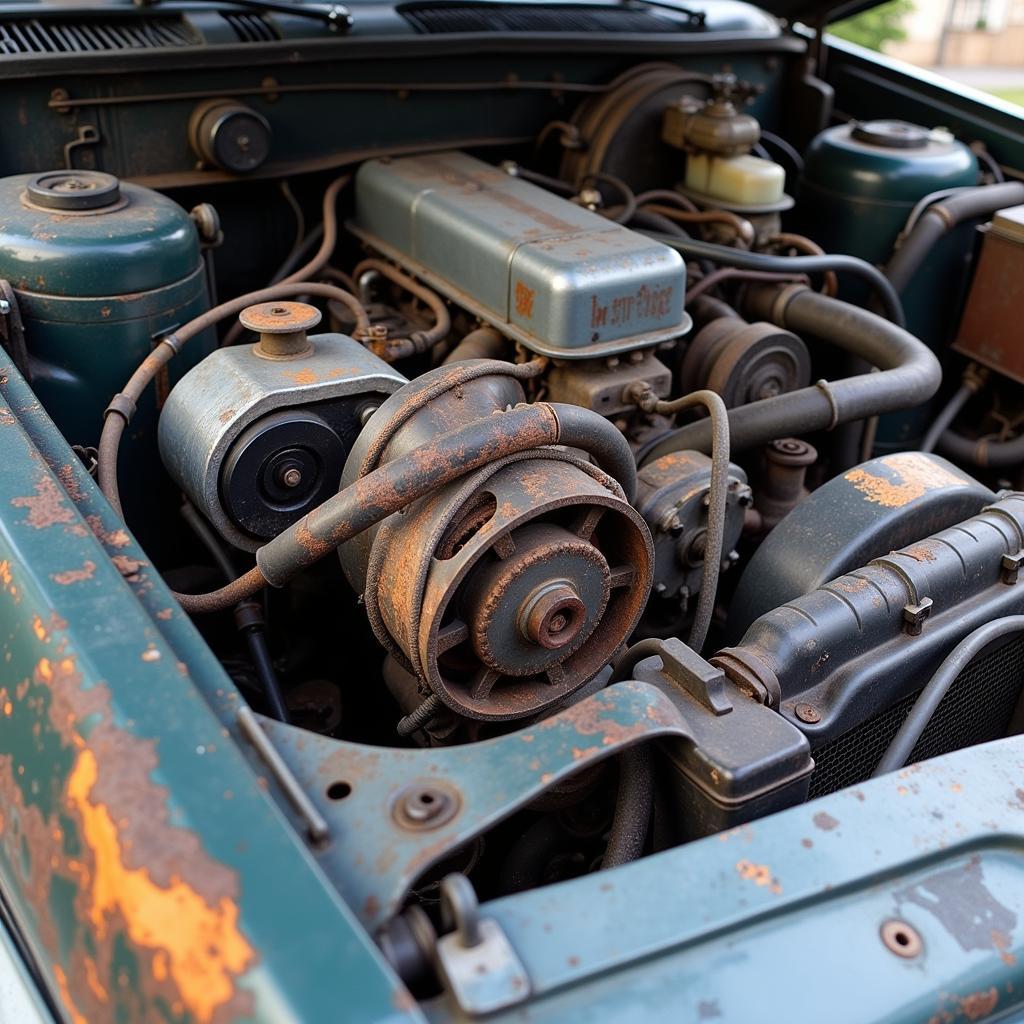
794, 702, 821, 724
392, 781, 460, 830
280, 467, 303, 489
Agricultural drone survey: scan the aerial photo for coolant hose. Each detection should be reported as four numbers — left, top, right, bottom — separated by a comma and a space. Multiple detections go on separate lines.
642, 232, 906, 327
886, 181, 1024, 293
873, 616, 1024, 775
641, 286, 941, 463
937, 429, 1024, 470
174, 400, 637, 614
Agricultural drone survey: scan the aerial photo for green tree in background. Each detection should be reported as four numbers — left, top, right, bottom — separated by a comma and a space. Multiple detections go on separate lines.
829, 0, 914, 51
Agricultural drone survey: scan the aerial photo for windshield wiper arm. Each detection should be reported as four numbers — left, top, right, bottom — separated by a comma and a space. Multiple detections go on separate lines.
136, 0, 354, 31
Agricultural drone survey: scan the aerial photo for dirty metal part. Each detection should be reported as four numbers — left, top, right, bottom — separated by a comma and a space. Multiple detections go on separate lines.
754, 437, 817, 533
239, 300, 321, 359
339, 363, 650, 722
636, 449, 749, 608
351, 151, 691, 359
0, 281, 30, 381
794, 702, 821, 724
393, 781, 461, 830
0, 347, 415, 1023
679, 317, 810, 408
954, 205, 1024, 385
661, 89, 761, 157
715, 492, 1024, 755
188, 98, 273, 175
238, 705, 330, 844
474, 739, 1024, 1018
158, 327, 405, 550
880, 919, 923, 958
23, 169, 122, 213
727, 452, 995, 639
545, 351, 672, 416
435, 874, 532, 1015
255, 677, 736, 931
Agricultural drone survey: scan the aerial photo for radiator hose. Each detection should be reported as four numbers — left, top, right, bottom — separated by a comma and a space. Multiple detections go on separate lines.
641, 285, 941, 463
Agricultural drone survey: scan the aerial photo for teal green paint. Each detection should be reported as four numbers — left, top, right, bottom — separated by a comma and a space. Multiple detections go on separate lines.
0, 348, 420, 1022
47, 873, 78, 961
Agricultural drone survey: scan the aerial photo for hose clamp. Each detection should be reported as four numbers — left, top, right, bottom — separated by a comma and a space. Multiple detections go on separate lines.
815, 378, 841, 431
103, 392, 137, 424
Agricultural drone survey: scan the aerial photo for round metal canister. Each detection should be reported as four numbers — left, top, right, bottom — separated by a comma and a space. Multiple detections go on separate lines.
797, 120, 979, 450
0, 170, 212, 448
798, 120, 978, 264
0, 170, 213, 547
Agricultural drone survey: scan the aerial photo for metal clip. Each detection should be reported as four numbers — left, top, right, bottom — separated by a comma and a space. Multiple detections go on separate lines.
902, 597, 933, 637
658, 637, 733, 715
1002, 551, 1024, 585
435, 874, 530, 1016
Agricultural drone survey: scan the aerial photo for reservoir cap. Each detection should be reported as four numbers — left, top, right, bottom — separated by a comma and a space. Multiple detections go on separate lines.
25, 171, 122, 212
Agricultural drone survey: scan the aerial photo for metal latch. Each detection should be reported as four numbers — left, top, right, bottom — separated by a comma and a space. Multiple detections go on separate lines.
435, 874, 531, 1016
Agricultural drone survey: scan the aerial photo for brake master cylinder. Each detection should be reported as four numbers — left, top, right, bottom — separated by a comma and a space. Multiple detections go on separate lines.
339, 363, 654, 723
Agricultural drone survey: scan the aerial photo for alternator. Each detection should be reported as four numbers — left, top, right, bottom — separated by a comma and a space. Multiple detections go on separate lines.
340, 363, 654, 722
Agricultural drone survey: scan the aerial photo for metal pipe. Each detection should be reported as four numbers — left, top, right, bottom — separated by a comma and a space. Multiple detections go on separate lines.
873, 616, 1024, 776
641, 286, 940, 463
442, 326, 510, 364
921, 383, 973, 453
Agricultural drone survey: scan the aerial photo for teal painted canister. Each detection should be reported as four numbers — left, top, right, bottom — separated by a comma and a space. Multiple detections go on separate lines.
798, 120, 979, 263
0, 170, 213, 548
0, 170, 212, 450
798, 120, 979, 450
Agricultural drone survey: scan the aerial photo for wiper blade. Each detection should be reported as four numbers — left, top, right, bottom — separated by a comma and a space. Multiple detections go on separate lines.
136, 0, 354, 32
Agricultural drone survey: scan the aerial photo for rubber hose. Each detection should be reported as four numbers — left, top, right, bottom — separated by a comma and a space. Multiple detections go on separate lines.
873, 616, 1024, 775
642, 232, 906, 327
602, 745, 654, 869
921, 383, 973, 453
443, 326, 510, 364
886, 181, 1024, 293
641, 287, 941, 463
937, 428, 1024, 469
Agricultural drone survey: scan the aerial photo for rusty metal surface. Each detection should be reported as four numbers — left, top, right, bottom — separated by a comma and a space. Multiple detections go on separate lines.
459, 735, 1024, 1023
0, 350, 420, 1023
256, 679, 694, 933
954, 226, 1024, 385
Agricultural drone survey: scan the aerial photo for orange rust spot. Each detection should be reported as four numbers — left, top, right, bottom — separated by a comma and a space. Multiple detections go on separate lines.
54, 964, 87, 1024
285, 368, 318, 385
11, 476, 75, 529
84, 956, 108, 1002
0, 561, 11, 588
960, 988, 999, 1021
67, 750, 254, 1023
3, 702, 11, 717
52, 561, 96, 585
735, 859, 782, 894
514, 280, 535, 318
85, 516, 131, 549
843, 453, 967, 509
140, 645, 161, 663
32, 615, 48, 642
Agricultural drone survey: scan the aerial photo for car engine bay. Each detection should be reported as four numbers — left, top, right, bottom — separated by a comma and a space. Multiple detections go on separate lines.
1, 7, 1024, 1012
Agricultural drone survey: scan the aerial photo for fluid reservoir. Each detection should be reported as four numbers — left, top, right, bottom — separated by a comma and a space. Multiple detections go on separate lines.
0, 170, 212, 450
798, 120, 978, 450
0, 170, 213, 550
799, 120, 978, 264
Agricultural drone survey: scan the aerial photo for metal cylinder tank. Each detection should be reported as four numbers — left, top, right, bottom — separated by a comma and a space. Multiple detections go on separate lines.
798, 120, 979, 450
0, 170, 213, 545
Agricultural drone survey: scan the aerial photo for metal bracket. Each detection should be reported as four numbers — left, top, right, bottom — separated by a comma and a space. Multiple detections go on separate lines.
657, 637, 732, 715
435, 874, 531, 1015
63, 125, 101, 170
256, 680, 697, 931
1002, 551, 1023, 585
0, 282, 30, 382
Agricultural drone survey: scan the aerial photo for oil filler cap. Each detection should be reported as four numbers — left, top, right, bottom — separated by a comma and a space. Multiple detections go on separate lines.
850, 120, 929, 150
26, 170, 122, 211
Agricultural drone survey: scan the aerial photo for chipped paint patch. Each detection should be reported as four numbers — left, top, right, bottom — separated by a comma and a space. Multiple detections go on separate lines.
843, 453, 968, 508
67, 749, 255, 1024
11, 476, 75, 529
735, 859, 781, 894
52, 561, 96, 586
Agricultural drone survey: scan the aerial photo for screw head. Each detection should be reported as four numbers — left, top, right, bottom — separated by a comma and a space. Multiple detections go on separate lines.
794, 702, 821, 724
280, 467, 303, 488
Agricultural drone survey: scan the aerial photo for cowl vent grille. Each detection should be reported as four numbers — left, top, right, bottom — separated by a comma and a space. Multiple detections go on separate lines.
400, 2, 695, 33
0, 15, 197, 54
220, 11, 280, 41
